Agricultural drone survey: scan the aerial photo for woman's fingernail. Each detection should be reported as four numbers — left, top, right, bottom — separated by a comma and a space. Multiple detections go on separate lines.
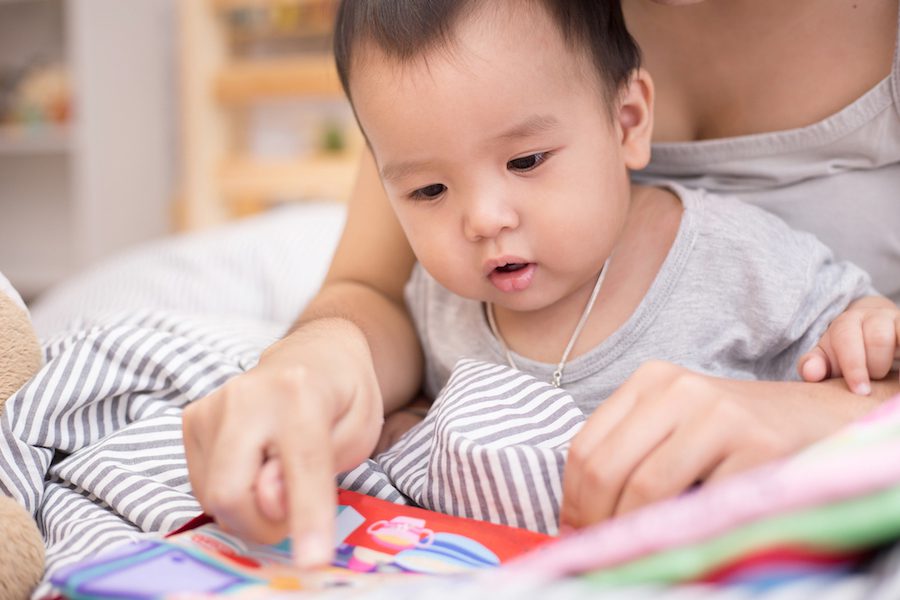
294, 532, 332, 569
855, 382, 872, 396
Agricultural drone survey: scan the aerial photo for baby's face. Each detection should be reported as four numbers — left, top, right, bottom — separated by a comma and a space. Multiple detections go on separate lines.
350, 3, 638, 315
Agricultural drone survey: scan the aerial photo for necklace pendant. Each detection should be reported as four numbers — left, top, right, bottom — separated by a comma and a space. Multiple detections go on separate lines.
552, 368, 562, 388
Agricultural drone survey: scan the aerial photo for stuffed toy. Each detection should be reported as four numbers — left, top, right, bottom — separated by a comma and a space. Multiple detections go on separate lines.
0, 278, 46, 599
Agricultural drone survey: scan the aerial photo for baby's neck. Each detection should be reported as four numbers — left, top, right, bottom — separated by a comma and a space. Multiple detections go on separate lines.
490, 185, 682, 364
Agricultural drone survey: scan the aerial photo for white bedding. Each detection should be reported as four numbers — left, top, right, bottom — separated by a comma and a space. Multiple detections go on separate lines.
30, 202, 347, 339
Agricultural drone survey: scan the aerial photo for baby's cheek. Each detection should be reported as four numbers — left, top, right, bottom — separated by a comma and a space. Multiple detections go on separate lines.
418, 254, 479, 295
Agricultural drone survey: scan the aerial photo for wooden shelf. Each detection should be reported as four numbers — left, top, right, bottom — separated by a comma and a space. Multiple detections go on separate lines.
0, 0, 57, 5
219, 152, 358, 204
0, 123, 71, 155
211, 0, 332, 12
179, 0, 349, 229
227, 24, 330, 45
213, 0, 335, 40
215, 55, 342, 104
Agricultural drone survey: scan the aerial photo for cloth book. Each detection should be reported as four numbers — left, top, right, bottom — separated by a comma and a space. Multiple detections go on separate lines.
49, 489, 550, 599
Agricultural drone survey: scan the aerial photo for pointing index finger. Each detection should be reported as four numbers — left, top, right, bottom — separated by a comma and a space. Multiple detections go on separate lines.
277, 408, 337, 569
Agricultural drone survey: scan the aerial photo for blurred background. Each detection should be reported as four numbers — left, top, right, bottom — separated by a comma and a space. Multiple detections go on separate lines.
0, 0, 359, 302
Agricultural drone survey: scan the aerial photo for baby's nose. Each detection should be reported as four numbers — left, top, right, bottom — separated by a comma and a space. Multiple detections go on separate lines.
462, 195, 519, 241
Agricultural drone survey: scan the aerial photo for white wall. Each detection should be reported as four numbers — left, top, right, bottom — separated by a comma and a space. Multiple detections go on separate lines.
68, 0, 177, 264
0, 0, 177, 299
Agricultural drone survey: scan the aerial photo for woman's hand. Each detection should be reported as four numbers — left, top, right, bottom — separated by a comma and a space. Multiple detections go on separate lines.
560, 361, 885, 529
798, 296, 900, 395
182, 318, 383, 568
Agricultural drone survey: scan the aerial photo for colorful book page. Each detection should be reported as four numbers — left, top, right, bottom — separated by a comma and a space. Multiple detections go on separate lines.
51, 489, 551, 600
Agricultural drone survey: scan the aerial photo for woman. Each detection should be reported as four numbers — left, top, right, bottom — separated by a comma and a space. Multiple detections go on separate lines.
182, 0, 900, 567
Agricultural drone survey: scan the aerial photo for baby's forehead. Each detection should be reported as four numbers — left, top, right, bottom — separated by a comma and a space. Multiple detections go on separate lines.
344, 1, 616, 155
335, 0, 638, 127
349, 3, 590, 90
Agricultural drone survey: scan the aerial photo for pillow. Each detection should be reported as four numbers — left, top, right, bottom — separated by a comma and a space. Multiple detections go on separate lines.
30, 202, 346, 339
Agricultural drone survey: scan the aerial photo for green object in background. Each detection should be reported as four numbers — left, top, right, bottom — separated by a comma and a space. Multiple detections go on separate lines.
321, 121, 345, 153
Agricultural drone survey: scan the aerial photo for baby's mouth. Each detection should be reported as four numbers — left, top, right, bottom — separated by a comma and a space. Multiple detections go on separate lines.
488, 262, 536, 293
494, 263, 529, 273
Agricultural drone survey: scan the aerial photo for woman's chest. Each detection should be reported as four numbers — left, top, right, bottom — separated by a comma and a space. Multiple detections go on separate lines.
625, 0, 898, 141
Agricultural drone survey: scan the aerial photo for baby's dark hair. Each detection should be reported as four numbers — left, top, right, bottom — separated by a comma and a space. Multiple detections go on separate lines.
333, 0, 641, 108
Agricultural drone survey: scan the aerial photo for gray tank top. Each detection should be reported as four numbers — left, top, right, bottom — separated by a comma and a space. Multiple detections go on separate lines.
633, 4, 900, 304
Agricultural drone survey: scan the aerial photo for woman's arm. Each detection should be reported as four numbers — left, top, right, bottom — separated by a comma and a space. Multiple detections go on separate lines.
182, 149, 421, 567
291, 149, 421, 412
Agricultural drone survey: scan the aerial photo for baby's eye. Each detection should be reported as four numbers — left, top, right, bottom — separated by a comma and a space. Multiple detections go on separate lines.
409, 183, 447, 201
507, 152, 549, 172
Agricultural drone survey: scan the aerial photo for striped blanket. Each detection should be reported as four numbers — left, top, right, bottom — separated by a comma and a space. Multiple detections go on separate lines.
0, 309, 585, 596
340, 358, 584, 534
0, 311, 275, 595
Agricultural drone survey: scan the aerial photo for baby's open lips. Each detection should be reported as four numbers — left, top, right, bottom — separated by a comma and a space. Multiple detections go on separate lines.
486, 261, 536, 292
482, 256, 533, 277
494, 263, 528, 273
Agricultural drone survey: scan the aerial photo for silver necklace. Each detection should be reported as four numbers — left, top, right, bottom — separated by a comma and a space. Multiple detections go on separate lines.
485, 258, 610, 388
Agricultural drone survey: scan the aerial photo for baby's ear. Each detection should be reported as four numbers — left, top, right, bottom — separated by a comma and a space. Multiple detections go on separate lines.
617, 68, 654, 171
